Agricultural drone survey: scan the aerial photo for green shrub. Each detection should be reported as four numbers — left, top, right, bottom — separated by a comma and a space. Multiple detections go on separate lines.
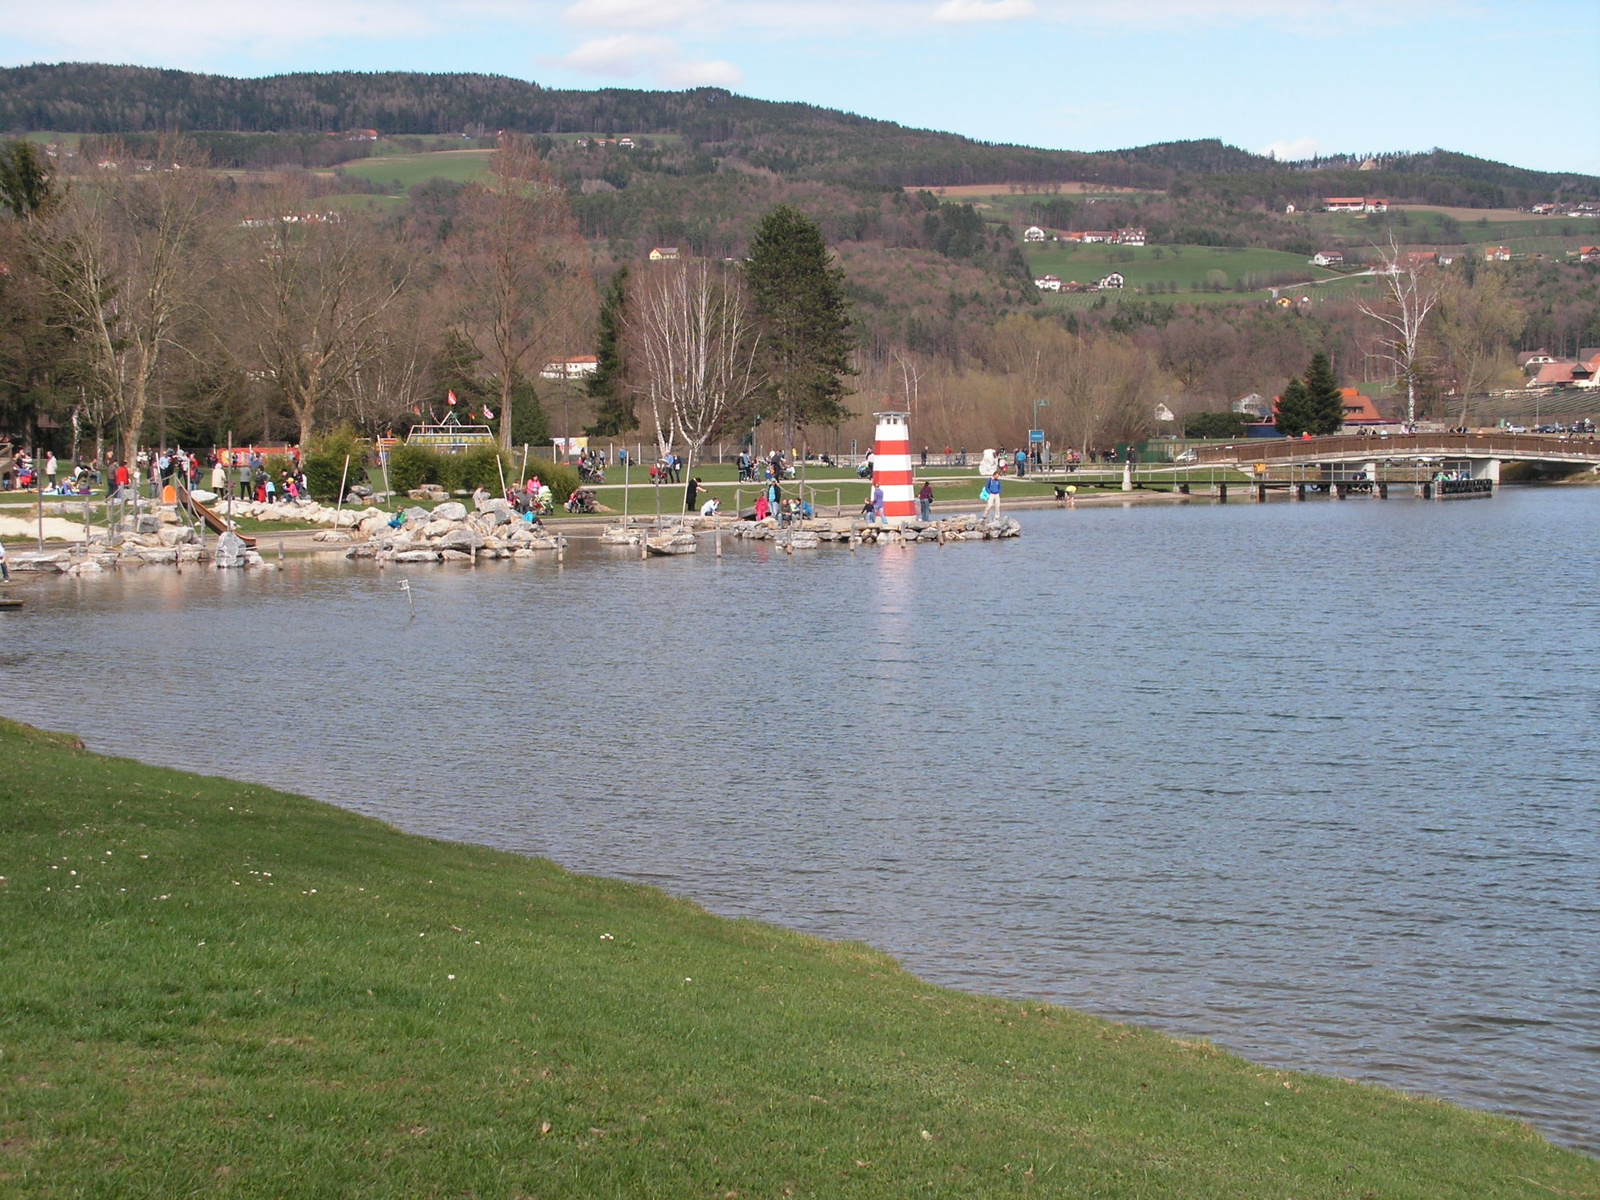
264, 454, 294, 482
304, 429, 368, 501
1183, 411, 1249, 439
438, 446, 505, 493
521, 457, 579, 505
387, 444, 435, 494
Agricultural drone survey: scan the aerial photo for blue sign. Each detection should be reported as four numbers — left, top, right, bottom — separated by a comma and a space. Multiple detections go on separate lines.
1028, 429, 1045, 443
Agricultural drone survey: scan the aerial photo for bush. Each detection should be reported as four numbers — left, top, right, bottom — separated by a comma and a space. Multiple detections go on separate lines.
386, 444, 434, 495
303, 429, 368, 501
520, 457, 579, 505
384, 444, 542, 498
437, 446, 505, 493
1183, 411, 1249, 439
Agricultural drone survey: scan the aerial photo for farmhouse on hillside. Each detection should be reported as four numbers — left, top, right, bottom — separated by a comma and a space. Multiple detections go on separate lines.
1311, 250, 1344, 267
1116, 227, 1146, 246
1323, 196, 1389, 213
1576, 246, 1600, 263
1023, 225, 1048, 242
649, 246, 680, 261
1097, 272, 1125, 290
1033, 274, 1063, 292
1486, 246, 1512, 261
540, 356, 600, 381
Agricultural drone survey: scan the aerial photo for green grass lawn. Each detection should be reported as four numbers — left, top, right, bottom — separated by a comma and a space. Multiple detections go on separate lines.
1024, 242, 1341, 297
0, 717, 1594, 1197
334, 149, 495, 192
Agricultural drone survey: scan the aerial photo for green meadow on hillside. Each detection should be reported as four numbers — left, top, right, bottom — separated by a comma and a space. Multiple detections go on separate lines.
1024, 242, 1342, 294
333, 148, 495, 191
1, 716, 1596, 1198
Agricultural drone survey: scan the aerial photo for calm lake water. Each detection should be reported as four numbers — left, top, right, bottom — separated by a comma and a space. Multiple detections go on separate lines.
5, 488, 1598, 1154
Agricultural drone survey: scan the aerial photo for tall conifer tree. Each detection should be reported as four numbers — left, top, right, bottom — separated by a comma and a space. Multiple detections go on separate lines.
1303, 351, 1344, 435
1275, 376, 1314, 437
743, 205, 854, 446
584, 265, 636, 436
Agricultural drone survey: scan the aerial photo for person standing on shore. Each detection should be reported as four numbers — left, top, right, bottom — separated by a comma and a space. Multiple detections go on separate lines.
684, 476, 701, 514
871, 482, 885, 523
983, 473, 1001, 517
45, 452, 57, 490
918, 478, 934, 522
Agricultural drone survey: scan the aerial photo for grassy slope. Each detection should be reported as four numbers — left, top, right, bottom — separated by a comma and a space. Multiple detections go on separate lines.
334, 148, 495, 191
0, 718, 1595, 1199
1023, 243, 1340, 293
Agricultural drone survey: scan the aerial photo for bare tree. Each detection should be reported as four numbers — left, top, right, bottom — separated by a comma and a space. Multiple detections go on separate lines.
1357, 235, 1442, 426
1434, 267, 1524, 427
450, 136, 592, 452
629, 258, 762, 479
228, 185, 411, 449
32, 141, 215, 462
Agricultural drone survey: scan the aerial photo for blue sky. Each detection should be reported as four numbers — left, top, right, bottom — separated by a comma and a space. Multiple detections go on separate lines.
5, 0, 1597, 174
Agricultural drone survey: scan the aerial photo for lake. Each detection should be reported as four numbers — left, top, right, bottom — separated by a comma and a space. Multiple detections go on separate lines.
5, 487, 1597, 1154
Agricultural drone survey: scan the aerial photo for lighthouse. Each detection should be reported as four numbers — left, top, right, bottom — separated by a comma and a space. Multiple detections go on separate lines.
872, 410, 917, 525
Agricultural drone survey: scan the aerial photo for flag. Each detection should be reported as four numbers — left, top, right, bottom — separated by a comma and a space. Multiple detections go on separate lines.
482, 404, 495, 420
447, 390, 458, 406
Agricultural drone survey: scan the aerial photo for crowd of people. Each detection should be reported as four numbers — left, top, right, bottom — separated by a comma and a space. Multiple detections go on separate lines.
2, 444, 314, 505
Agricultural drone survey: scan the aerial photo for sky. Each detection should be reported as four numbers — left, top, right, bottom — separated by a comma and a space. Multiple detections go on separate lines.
4, 0, 1598, 175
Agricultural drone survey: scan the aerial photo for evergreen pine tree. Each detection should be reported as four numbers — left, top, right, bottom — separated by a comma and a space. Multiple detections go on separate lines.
1274, 377, 1314, 437
1303, 351, 1345, 435
584, 265, 636, 437
744, 205, 855, 445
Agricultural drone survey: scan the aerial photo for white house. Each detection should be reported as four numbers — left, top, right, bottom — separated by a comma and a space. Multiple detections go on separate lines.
649, 246, 681, 261
1079, 231, 1113, 244
540, 355, 600, 381
618, 137, 635, 148
1311, 250, 1345, 267
1115, 227, 1146, 246
1232, 393, 1270, 419
1033, 274, 1063, 292
1097, 272, 1125, 290
1324, 196, 1388, 214
1023, 225, 1048, 243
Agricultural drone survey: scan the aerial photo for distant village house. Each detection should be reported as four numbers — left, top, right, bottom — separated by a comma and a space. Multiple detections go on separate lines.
540, 356, 600, 381
649, 247, 681, 261
1311, 251, 1344, 267
1322, 197, 1388, 214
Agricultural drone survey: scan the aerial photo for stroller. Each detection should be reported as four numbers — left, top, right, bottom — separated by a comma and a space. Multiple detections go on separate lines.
564, 487, 598, 514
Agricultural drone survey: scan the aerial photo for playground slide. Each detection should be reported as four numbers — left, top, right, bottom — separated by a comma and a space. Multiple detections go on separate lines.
176, 482, 256, 548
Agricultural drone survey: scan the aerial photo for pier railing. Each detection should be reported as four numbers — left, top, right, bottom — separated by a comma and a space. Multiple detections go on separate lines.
1189, 432, 1600, 468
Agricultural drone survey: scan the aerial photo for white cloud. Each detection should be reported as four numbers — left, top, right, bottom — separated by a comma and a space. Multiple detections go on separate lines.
559, 34, 742, 86
563, 0, 709, 30
932, 0, 1034, 20
1260, 136, 1321, 161
0, 0, 431, 66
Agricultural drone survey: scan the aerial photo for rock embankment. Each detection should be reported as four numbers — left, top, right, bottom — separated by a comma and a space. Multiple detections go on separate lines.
342, 498, 563, 564
8, 519, 267, 573
730, 513, 1021, 545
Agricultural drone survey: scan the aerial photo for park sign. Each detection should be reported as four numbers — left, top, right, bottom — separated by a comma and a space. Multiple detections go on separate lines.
1029, 429, 1045, 443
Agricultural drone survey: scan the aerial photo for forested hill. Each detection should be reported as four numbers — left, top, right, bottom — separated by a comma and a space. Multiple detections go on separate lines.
3, 63, 1598, 205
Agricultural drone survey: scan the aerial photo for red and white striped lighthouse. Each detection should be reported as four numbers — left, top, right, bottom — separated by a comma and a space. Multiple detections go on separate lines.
872, 410, 917, 525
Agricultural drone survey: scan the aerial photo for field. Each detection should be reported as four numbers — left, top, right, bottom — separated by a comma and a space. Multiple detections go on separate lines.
1301, 208, 1600, 254
1024, 242, 1342, 296
332, 148, 495, 192
2, 716, 1596, 1198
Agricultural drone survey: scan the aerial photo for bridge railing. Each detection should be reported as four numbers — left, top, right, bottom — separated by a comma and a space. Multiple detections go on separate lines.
1190, 432, 1600, 466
